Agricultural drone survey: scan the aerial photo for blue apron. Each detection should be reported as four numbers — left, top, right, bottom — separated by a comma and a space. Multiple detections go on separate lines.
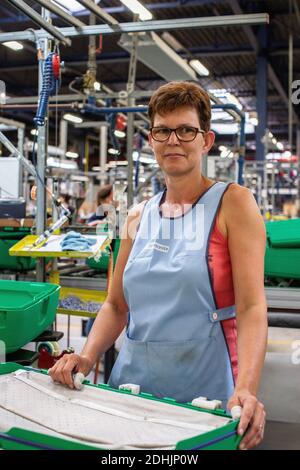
109, 182, 236, 405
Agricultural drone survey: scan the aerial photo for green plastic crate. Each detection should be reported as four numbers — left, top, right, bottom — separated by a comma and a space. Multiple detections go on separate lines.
265, 244, 300, 279
266, 219, 300, 248
0, 228, 36, 271
0, 281, 60, 353
0, 363, 241, 450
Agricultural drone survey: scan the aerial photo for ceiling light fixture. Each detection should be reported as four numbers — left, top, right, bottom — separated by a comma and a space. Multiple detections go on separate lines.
53, 0, 101, 13
66, 151, 79, 159
63, 113, 83, 124
120, 0, 152, 21
114, 130, 126, 138
108, 148, 119, 155
3, 41, 23, 51
189, 59, 209, 76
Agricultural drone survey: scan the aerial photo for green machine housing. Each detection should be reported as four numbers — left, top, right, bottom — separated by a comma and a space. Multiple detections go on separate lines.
265, 219, 300, 279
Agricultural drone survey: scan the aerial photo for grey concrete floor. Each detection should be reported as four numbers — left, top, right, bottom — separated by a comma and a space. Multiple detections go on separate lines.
257, 421, 300, 450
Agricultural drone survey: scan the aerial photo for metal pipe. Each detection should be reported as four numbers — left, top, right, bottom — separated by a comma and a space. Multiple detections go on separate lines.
36, 6, 49, 283
1, 103, 73, 109
0, 116, 25, 128
83, 104, 148, 114
0, 14, 269, 43
59, 119, 68, 154
17, 127, 25, 198
289, 0, 294, 150
33, 0, 85, 29
126, 21, 139, 208
100, 124, 108, 186
6, 0, 71, 46
76, 0, 118, 25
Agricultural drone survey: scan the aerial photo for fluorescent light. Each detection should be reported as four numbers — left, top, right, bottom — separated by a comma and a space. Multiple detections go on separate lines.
272, 137, 277, 145
189, 59, 209, 76
108, 148, 119, 155
268, 131, 273, 138
3, 41, 23, 51
227, 93, 243, 111
132, 151, 156, 164
218, 145, 227, 152
114, 130, 126, 138
277, 142, 284, 151
212, 123, 255, 135
120, 0, 152, 21
70, 175, 89, 181
66, 151, 79, 159
249, 117, 258, 126
63, 113, 83, 124
209, 88, 242, 110
162, 32, 184, 52
47, 157, 77, 170
54, 0, 100, 13
94, 81, 101, 91
106, 161, 128, 168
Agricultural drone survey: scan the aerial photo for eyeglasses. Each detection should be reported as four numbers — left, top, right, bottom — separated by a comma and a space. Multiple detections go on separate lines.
150, 126, 205, 142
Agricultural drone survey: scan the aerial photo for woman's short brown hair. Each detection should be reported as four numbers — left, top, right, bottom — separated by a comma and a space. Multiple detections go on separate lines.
97, 184, 113, 205
148, 81, 211, 132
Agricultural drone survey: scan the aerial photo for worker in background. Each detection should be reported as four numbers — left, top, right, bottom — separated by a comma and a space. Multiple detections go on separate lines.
49, 81, 267, 450
87, 184, 114, 226
59, 193, 75, 218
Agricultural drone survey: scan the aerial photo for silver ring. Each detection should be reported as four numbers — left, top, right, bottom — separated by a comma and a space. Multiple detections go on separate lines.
259, 423, 264, 433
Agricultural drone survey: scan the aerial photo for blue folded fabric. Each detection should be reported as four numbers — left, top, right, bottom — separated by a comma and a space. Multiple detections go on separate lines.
60, 231, 97, 251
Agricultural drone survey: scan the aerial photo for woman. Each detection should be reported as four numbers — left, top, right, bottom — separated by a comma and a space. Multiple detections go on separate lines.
50, 81, 267, 450
87, 184, 114, 226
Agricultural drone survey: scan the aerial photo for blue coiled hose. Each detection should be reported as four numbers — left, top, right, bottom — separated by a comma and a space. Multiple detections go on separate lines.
34, 52, 60, 127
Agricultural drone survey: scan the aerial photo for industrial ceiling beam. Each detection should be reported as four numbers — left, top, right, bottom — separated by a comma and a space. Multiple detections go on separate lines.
6, 0, 71, 46
0, 13, 269, 43
76, 0, 118, 25
33, 0, 85, 29
228, 0, 298, 123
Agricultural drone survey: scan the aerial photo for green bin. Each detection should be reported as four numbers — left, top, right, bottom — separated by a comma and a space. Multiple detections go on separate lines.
265, 244, 300, 279
265, 219, 300, 279
266, 219, 300, 248
0, 280, 60, 353
0, 228, 36, 271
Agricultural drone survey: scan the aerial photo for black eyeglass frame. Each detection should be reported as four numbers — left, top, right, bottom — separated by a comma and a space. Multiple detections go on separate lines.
149, 126, 206, 142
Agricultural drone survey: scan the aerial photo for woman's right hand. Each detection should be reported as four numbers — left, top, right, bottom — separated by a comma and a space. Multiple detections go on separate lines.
48, 353, 93, 389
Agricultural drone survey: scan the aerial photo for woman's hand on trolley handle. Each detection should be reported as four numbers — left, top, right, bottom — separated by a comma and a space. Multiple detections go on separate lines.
228, 389, 266, 450
48, 353, 93, 389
